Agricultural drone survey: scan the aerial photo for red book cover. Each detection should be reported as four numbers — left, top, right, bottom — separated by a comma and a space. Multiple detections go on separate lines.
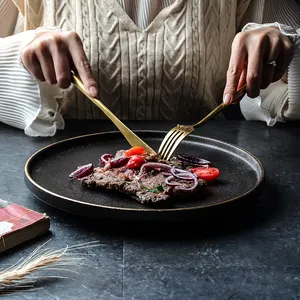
0, 199, 50, 252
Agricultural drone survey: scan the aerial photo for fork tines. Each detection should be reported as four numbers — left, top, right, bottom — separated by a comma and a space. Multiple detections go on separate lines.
158, 127, 193, 160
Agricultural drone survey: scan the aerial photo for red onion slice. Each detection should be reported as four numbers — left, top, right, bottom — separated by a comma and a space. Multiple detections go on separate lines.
69, 163, 94, 179
100, 154, 114, 165
165, 170, 198, 192
101, 154, 129, 170
170, 167, 195, 180
110, 157, 129, 168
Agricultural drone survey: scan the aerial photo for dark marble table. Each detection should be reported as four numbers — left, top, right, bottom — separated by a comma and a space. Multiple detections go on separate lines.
1, 120, 300, 300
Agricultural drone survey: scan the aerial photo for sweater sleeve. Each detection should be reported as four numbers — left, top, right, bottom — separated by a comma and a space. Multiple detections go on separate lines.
0, 31, 64, 136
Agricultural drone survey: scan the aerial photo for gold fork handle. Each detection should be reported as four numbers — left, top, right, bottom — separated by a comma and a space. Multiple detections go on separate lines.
71, 73, 157, 155
192, 103, 226, 128
192, 84, 247, 128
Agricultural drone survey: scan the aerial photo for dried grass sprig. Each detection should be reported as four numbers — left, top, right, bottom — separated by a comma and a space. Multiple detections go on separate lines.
0, 240, 100, 294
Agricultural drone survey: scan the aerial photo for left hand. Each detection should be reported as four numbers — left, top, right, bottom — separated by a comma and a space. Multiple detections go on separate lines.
223, 27, 294, 105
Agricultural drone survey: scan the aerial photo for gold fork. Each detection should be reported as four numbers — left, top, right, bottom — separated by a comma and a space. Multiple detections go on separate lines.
158, 84, 247, 160
72, 73, 157, 155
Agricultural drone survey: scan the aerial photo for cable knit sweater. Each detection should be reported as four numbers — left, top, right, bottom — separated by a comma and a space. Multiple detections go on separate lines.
0, 0, 300, 136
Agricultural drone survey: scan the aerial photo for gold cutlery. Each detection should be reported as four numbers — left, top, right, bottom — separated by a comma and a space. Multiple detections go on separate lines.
158, 84, 247, 160
72, 73, 157, 155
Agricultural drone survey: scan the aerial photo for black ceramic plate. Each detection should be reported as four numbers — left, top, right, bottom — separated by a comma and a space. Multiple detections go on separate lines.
25, 131, 264, 221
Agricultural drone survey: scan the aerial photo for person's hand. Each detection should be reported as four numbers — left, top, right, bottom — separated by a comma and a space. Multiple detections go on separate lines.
20, 31, 98, 97
223, 27, 294, 105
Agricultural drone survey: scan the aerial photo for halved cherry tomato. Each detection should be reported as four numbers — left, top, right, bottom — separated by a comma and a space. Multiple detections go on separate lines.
125, 146, 145, 157
191, 167, 220, 182
126, 155, 146, 169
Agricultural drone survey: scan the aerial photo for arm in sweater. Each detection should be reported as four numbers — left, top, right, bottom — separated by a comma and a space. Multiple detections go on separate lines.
239, 0, 300, 125
0, 31, 64, 136
0, 0, 64, 136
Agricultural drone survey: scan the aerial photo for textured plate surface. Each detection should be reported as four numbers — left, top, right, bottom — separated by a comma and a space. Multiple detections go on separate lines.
25, 131, 264, 221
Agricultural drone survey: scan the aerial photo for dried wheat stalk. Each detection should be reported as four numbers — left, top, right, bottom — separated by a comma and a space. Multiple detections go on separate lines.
0, 240, 100, 293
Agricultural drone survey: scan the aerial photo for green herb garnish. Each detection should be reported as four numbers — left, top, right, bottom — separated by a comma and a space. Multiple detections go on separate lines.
143, 185, 164, 193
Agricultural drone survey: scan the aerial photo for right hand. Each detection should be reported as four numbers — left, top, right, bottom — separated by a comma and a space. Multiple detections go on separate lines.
20, 30, 98, 97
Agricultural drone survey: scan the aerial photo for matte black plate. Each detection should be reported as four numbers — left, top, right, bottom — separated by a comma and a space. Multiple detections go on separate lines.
25, 131, 264, 221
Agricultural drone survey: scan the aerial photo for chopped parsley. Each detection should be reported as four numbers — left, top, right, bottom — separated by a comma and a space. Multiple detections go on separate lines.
143, 185, 164, 193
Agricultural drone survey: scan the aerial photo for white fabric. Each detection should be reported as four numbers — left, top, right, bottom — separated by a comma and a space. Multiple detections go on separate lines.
1, 0, 177, 136
0, 30, 64, 135
0, 0, 300, 137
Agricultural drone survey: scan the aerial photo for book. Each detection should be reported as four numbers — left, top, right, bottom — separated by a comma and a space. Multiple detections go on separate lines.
0, 198, 50, 253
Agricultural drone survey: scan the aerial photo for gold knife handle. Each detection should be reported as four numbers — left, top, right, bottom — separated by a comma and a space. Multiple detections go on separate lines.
71, 73, 157, 155
72, 73, 121, 127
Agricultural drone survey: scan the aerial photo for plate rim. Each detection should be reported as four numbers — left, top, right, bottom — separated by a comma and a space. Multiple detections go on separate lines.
24, 130, 265, 213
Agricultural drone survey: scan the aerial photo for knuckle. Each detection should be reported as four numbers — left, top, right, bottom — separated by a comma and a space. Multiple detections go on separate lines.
272, 35, 281, 45
232, 32, 247, 48
269, 35, 282, 50
85, 79, 96, 88
50, 35, 65, 49
256, 35, 268, 47
234, 32, 246, 43
34, 33, 67, 53
44, 35, 61, 49
224, 82, 236, 92
20, 47, 33, 63
227, 66, 240, 78
78, 59, 92, 72
46, 35, 58, 44
268, 28, 281, 38
66, 31, 82, 43
34, 39, 49, 55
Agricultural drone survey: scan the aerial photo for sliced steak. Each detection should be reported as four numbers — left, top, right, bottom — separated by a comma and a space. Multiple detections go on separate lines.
82, 166, 206, 204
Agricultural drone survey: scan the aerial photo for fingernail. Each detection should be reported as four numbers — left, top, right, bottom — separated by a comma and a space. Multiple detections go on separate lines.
89, 86, 98, 97
223, 94, 232, 105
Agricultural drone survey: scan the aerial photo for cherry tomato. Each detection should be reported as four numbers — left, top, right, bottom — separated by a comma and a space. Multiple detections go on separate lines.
191, 167, 220, 181
126, 155, 146, 169
125, 146, 145, 157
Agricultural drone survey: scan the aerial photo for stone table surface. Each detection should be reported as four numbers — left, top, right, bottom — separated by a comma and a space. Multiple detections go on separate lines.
0, 120, 300, 300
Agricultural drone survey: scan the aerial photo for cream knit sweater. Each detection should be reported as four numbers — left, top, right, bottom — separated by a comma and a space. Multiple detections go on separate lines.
0, 0, 300, 136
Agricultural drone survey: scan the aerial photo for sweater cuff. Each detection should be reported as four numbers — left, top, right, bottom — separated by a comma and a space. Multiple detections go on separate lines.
0, 30, 64, 136
285, 29, 300, 120
240, 23, 300, 125
241, 22, 300, 49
